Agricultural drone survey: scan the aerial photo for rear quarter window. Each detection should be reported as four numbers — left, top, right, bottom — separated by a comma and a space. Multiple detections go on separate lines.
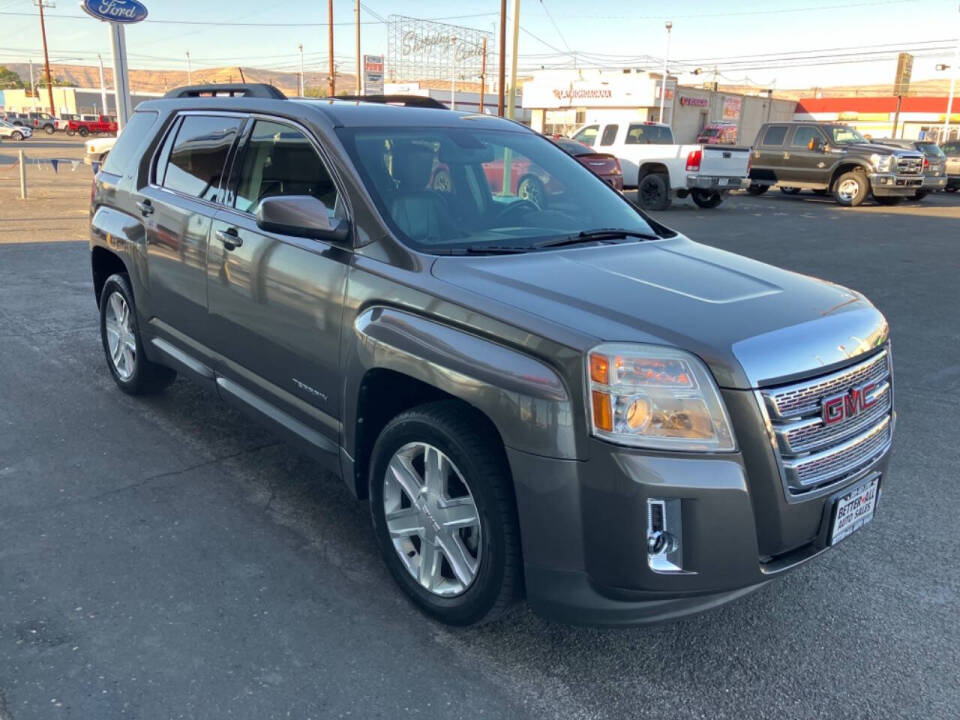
101, 111, 159, 176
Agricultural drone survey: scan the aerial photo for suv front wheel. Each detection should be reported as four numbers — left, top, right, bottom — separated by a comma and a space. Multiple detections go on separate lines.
99, 273, 176, 395
369, 400, 522, 626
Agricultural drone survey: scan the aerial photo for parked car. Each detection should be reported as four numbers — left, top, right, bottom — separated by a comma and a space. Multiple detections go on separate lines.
571, 119, 750, 210
84, 135, 117, 165
67, 115, 118, 137
550, 136, 624, 190
89, 84, 894, 628
748, 122, 924, 206
869, 138, 947, 199
697, 122, 738, 145
0, 119, 32, 141
940, 139, 960, 192
26, 111, 59, 134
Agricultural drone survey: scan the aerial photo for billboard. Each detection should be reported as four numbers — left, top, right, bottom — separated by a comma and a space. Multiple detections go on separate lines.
722, 96, 742, 121
387, 15, 492, 82
893, 52, 913, 96
364, 55, 384, 95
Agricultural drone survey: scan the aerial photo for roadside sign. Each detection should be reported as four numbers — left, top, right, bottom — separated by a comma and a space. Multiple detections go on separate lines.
363, 54, 384, 96
894, 52, 913, 96
80, 0, 149, 23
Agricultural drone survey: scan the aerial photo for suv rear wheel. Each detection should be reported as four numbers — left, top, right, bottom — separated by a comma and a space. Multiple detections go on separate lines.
833, 170, 868, 207
369, 400, 522, 626
99, 273, 176, 395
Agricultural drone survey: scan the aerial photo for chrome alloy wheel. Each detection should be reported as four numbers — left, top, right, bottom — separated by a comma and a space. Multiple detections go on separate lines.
383, 442, 482, 597
837, 178, 861, 202
104, 291, 136, 381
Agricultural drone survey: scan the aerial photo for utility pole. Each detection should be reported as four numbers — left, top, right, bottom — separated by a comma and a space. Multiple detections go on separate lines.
712, 64, 718, 92
298, 43, 305, 96
186, 51, 192, 85
659, 20, 672, 124
97, 53, 108, 114
507, 0, 520, 120
35, 0, 56, 116
355, 0, 361, 95
943, 6, 960, 142
450, 37, 457, 110
480, 36, 487, 115
328, 0, 335, 97
498, 0, 506, 116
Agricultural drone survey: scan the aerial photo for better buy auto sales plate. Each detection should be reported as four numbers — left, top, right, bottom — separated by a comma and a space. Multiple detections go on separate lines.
830, 476, 880, 545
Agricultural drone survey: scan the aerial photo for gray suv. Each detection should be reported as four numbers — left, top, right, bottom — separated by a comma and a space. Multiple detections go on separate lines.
89, 85, 895, 627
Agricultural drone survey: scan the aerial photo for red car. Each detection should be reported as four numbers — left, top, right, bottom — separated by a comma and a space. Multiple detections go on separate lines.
67, 115, 118, 137
550, 136, 623, 190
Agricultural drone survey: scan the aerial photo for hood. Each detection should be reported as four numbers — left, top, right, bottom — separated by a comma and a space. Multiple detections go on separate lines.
843, 142, 919, 156
431, 236, 888, 389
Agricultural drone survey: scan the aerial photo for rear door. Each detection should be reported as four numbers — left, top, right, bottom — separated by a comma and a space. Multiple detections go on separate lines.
779, 125, 829, 185
751, 124, 790, 183
138, 112, 243, 345
206, 117, 350, 442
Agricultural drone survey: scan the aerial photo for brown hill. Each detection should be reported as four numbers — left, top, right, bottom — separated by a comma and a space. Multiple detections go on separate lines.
719, 77, 956, 100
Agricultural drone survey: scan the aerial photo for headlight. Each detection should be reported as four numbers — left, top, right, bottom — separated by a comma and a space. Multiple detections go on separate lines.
871, 154, 894, 173
587, 343, 735, 451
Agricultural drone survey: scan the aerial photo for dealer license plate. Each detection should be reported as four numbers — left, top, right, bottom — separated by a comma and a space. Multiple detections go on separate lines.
830, 476, 880, 545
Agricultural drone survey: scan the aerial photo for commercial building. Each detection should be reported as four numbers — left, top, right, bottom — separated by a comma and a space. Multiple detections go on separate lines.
521, 69, 795, 144
384, 81, 529, 122
0, 86, 161, 116
794, 96, 960, 142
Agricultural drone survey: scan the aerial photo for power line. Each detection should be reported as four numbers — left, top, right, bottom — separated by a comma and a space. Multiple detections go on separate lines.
0, 10, 497, 26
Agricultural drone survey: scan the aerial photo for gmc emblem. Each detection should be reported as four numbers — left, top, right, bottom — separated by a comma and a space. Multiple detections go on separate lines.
822, 382, 878, 424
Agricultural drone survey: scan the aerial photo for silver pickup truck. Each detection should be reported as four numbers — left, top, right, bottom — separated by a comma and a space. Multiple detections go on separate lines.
88, 85, 894, 627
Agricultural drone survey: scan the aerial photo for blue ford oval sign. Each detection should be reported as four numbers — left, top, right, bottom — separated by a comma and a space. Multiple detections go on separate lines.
81, 0, 149, 24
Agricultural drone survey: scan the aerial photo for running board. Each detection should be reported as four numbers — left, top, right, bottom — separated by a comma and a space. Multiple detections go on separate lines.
151, 337, 215, 379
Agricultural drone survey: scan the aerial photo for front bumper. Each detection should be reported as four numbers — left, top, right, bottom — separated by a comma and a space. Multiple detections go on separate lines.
508, 396, 893, 626
869, 172, 923, 196
686, 174, 749, 191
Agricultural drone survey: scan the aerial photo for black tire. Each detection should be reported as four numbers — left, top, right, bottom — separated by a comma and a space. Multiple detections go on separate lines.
11, 131, 23, 141
78, 126, 90, 137
369, 400, 523, 626
517, 175, 547, 209
779, 186, 801, 195
833, 169, 869, 207
690, 189, 723, 208
746, 183, 768, 195
99, 273, 176, 395
44, 124, 55, 135
637, 172, 672, 211
910, 190, 929, 201
945, 185, 958, 193
875, 196, 903, 206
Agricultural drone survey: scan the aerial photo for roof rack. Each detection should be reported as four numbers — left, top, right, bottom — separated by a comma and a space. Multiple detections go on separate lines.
164, 84, 287, 100
332, 94, 448, 110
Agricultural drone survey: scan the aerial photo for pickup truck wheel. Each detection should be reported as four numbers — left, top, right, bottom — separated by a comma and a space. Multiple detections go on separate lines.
44, 125, 55, 135
99, 274, 176, 395
78, 127, 89, 137
833, 170, 868, 207
875, 196, 903, 206
369, 400, 522, 626
779, 186, 801, 195
637, 172, 671, 211
746, 183, 768, 195
690, 189, 723, 208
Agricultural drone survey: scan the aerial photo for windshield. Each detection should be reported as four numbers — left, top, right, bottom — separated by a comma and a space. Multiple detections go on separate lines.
337, 126, 662, 253
828, 126, 866, 145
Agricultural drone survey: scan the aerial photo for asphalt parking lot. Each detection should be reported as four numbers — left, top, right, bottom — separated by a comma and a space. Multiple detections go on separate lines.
1, 188, 959, 719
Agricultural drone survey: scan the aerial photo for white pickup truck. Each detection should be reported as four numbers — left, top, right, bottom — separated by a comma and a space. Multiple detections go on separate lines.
570, 120, 751, 210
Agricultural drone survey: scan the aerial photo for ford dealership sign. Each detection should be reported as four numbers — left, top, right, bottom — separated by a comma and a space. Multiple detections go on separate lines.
81, 0, 149, 24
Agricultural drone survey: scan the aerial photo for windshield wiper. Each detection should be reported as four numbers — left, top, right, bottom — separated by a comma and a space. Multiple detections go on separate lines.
533, 228, 661, 250
430, 245, 531, 256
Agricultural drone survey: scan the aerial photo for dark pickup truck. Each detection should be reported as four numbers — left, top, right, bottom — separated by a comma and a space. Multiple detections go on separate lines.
747, 121, 924, 206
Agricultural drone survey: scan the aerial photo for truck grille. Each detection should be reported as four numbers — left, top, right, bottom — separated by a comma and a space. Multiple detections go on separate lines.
895, 156, 923, 175
760, 349, 893, 500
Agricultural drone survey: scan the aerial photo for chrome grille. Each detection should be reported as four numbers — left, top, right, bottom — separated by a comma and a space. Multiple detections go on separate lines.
895, 156, 923, 175
760, 348, 894, 499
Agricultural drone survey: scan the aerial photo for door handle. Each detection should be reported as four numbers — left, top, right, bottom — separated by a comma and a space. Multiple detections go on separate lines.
136, 200, 154, 216
216, 228, 243, 250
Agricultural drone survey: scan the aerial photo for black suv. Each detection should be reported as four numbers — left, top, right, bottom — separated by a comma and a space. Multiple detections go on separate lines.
747, 121, 924, 206
89, 85, 894, 627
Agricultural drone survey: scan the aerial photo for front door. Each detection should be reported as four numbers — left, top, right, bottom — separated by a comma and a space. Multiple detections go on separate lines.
206, 118, 350, 442
779, 125, 829, 186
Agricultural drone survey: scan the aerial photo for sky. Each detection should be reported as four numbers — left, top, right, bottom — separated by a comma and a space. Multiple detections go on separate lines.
0, 0, 958, 91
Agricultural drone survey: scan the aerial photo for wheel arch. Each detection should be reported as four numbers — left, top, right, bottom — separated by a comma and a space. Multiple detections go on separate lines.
91, 246, 129, 306
829, 162, 870, 190
638, 162, 670, 186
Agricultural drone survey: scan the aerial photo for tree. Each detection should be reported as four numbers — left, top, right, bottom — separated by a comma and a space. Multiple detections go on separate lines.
36, 75, 70, 88
304, 87, 329, 98
0, 66, 24, 89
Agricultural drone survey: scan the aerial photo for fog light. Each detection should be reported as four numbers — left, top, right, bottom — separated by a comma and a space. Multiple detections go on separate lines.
646, 498, 690, 574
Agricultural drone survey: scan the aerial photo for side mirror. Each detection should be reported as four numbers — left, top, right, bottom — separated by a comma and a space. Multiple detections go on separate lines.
808, 137, 824, 152
256, 195, 350, 244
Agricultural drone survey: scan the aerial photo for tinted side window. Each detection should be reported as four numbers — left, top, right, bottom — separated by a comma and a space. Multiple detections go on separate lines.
763, 126, 788, 146
626, 124, 672, 145
101, 111, 159, 175
791, 126, 823, 148
573, 125, 599, 147
599, 124, 618, 146
162, 115, 241, 202
232, 120, 339, 216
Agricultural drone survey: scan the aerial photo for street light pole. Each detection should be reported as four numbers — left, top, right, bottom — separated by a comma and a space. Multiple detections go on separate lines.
450, 37, 457, 110
328, 0, 335, 97
186, 51, 192, 85
97, 53, 108, 115
480, 36, 487, 115
298, 43, 305, 96
497, 0, 506, 116
35, 0, 56, 116
659, 20, 672, 124
507, 0, 520, 121
943, 10, 960, 142
355, 0, 361, 95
